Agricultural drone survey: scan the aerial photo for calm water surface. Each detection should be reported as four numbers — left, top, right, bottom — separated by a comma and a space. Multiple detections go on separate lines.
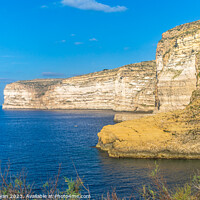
0, 108, 200, 198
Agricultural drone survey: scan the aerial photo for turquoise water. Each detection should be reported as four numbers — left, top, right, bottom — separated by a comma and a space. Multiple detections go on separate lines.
0, 108, 200, 198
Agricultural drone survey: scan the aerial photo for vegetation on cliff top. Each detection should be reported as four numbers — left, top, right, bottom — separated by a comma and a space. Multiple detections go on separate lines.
159, 19, 200, 43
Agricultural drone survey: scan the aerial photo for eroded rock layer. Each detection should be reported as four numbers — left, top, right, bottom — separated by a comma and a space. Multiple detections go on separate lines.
3, 61, 156, 112
114, 113, 154, 123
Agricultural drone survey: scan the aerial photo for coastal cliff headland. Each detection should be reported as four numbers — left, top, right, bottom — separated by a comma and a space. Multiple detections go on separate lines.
3, 20, 200, 159
97, 20, 200, 159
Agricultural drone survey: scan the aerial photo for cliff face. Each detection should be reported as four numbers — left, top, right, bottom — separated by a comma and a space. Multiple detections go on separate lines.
3, 79, 63, 109
156, 20, 200, 112
3, 20, 200, 115
3, 61, 156, 112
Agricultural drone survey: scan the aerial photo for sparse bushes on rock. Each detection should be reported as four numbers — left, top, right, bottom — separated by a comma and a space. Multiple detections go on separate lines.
0, 162, 200, 200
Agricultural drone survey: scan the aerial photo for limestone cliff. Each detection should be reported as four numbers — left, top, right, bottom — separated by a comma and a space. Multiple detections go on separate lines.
3, 20, 200, 116
3, 61, 156, 112
156, 20, 200, 112
97, 92, 200, 159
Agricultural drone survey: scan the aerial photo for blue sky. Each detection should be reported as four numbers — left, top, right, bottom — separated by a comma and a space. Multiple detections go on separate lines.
0, 0, 200, 104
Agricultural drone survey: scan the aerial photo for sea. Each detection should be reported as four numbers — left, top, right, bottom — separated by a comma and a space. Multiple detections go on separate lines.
0, 107, 200, 199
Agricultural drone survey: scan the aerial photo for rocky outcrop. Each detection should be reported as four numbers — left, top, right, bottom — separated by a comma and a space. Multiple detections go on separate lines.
114, 113, 154, 123
3, 61, 156, 112
97, 94, 200, 159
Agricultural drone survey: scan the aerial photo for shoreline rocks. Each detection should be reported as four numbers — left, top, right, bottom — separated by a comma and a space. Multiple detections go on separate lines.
96, 97, 200, 159
114, 112, 154, 123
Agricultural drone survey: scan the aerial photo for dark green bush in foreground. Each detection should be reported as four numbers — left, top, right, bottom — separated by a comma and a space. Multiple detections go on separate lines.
0, 163, 200, 200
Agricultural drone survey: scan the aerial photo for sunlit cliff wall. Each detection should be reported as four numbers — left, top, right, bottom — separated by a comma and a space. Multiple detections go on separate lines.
3, 61, 156, 112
